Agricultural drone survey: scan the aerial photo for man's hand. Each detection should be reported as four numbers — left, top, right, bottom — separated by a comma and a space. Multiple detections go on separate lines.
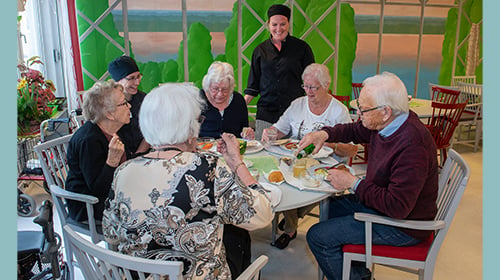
298, 130, 329, 154
326, 169, 358, 191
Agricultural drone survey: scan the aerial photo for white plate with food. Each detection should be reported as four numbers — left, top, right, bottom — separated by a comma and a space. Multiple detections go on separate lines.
270, 139, 291, 146
268, 140, 333, 159
278, 161, 342, 193
263, 170, 285, 185
307, 163, 356, 181
243, 140, 264, 154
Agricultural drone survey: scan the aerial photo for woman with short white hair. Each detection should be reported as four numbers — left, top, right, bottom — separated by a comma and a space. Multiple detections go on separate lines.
200, 61, 254, 140
103, 83, 273, 280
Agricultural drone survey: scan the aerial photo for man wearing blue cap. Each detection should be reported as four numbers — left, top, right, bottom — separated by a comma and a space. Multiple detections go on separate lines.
108, 55, 150, 159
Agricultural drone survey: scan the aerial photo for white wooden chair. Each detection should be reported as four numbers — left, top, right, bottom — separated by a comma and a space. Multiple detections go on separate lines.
63, 224, 269, 280
450, 75, 476, 86
33, 134, 103, 280
341, 149, 471, 280
63, 225, 183, 280
451, 82, 483, 152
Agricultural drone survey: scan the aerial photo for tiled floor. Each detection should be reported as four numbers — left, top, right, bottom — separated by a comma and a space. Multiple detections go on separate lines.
17, 145, 481, 279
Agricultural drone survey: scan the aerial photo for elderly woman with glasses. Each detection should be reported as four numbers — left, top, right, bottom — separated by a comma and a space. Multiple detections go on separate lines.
200, 62, 256, 278
108, 55, 150, 159
200, 61, 254, 140
262, 63, 358, 249
103, 83, 273, 280
65, 80, 131, 223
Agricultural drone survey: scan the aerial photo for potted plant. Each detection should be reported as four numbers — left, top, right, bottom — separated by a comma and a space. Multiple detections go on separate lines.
17, 56, 56, 136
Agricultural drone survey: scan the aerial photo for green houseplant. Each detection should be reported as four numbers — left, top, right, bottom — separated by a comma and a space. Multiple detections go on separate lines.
17, 56, 56, 135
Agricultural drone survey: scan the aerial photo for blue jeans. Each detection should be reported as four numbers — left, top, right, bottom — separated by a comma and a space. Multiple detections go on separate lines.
306, 195, 420, 280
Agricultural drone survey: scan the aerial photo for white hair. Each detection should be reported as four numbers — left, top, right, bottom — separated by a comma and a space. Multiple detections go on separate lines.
302, 63, 331, 89
202, 61, 235, 93
139, 83, 206, 147
363, 72, 409, 116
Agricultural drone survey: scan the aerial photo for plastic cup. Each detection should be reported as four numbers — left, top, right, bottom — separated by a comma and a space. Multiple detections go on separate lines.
293, 158, 307, 178
299, 170, 321, 188
266, 127, 278, 143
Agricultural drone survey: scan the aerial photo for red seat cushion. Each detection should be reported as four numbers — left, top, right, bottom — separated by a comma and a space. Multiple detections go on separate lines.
342, 234, 434, 261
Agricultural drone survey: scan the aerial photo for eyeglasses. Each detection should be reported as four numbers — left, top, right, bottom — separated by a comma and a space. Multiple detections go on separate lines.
356, 99, 385, 116
116, 100, 129, 107
210, 86, 230, 94
124, 73, 143, 81
302, 84, 320, 92
198, 115, 206, 124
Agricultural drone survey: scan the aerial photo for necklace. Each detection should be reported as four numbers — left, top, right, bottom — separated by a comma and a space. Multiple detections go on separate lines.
153, 146, 182, 152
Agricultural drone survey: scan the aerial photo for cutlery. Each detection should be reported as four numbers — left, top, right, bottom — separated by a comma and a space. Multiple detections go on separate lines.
326, 161, 346, 170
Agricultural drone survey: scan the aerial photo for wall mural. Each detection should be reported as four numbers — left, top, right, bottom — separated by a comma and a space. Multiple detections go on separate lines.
76, 0, 482, 100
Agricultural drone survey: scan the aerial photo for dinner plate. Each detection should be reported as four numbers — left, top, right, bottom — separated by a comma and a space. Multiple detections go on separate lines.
263, 170, 285, 185
270, 139, 291, 146
269, 141, 333, 159
307, 163, 355, 181
242, 140, 264, 154
278, 161, 342, 193
279, 141, 298, 152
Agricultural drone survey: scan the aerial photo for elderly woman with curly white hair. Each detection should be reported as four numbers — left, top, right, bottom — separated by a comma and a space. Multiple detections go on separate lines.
200, 61, 254, 140
103, 83, 273, 280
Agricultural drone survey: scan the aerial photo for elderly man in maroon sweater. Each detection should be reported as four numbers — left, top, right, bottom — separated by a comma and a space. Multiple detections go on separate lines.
300, 72, 438, 280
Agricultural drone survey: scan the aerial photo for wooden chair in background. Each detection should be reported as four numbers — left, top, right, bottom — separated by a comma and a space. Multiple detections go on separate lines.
428, 84, 461, 104
426, 101, 467, 167
451, 82, 482, 152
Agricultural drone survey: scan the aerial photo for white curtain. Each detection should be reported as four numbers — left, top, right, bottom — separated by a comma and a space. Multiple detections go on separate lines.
56, 0, 79, 113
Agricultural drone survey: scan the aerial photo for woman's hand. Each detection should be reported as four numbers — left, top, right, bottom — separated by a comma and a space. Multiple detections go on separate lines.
241, 127, 255, 140
106, 134, 125, 167
326, 169, 357, 191
218, 133, 243, 169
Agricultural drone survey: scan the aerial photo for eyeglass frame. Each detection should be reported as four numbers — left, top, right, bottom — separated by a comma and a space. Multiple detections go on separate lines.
209, 85, 231, 94
301, 84, 321, 92
124, 73, 143, 81
356, 99, 386, 115
116, 100, 130, 107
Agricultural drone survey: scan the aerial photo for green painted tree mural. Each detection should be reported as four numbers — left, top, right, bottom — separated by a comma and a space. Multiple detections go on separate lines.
177, 22, 214, 88
76, 0, 179, 92
439, 0, 482, 85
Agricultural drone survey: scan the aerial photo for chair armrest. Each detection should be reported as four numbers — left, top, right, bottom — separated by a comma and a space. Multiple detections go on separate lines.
50, 184, 99, 204
236, 255, 269, 280
354, 212, 446, 231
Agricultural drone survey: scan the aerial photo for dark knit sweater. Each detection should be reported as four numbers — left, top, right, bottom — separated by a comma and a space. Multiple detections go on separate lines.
322, 111, 438, 241
65, 121, 117, 222
199, 90, 249, 138
118, 90, 146, 159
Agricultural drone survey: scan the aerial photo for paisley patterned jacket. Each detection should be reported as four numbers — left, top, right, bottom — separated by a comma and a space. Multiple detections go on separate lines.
103, 152, 273, 279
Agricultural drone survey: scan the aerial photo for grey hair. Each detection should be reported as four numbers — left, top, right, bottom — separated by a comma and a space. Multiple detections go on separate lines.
363, 72, 409, 116
139, 83, 206, 147
83, 80, 124, 123
302, 63, 331, 89
202, 61, 235, 93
